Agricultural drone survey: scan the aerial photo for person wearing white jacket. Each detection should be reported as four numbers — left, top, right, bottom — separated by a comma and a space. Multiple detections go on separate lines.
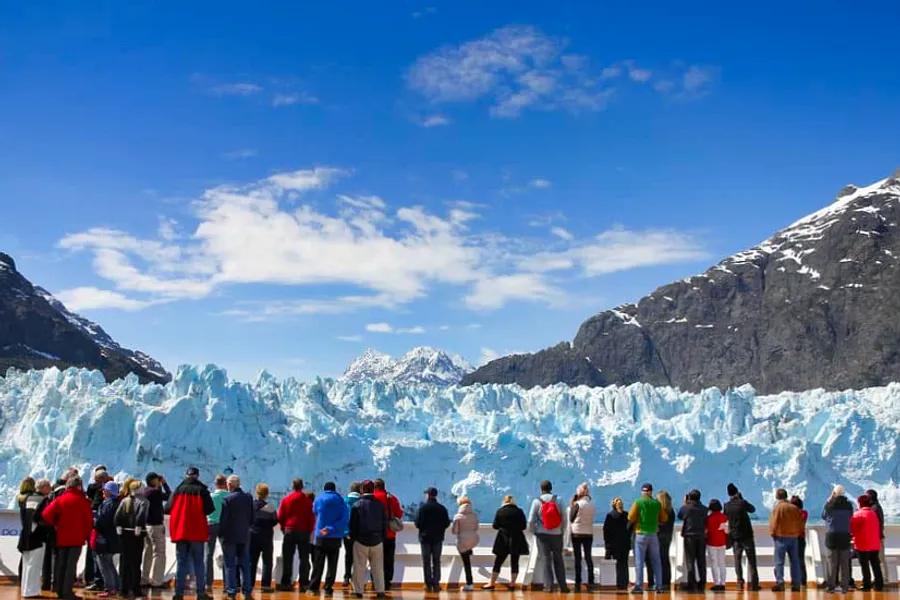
568, 482, 596, 591
451, 497, 480, 591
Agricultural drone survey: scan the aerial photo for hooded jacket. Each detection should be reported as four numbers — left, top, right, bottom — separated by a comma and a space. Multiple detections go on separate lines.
43, 487, 93, 548
603, 509, 630, 559
93, 497, 121, 554
569, 496, 596, 536
250, 499, 279, 543
822, 495, 854, 550
277, 490, 315, 533
314, 490, 350, 542
723, 495, 756, 542
18, 493, 49, 552
415, 497, 452, 543
850, 507, 881, 552
344, 491, 361, 536
452, 502, 480, 552
529, 493, 566, 535
349, 493, 387, 547
491, 503, 529, 556
219, 487, 255, 545
165, 476, 215, 543
678, 501, 708, 538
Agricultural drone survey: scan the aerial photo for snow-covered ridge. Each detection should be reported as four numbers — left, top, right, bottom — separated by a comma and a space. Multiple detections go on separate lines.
341, 346, 472, 386
1, 365, 897, 516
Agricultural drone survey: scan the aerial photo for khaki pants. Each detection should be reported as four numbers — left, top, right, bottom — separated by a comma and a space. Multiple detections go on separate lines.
142, 524, 167, 586
352, 542, 384, 594
21, 546, 45, 597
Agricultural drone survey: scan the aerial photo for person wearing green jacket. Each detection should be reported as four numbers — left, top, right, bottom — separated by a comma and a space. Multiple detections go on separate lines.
627, 483, 668, 593
205, 474, 228, 592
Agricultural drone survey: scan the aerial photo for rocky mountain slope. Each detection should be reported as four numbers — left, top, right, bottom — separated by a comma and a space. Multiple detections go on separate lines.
341, 346, 472, 386
464, 170, 900, 393
0, 253, 169, 384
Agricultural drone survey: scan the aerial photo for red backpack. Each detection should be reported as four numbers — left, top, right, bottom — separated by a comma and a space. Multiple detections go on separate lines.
540, 496, 562, 530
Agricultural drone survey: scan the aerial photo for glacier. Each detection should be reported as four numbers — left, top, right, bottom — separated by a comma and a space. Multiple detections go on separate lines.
0, 364, 898, 519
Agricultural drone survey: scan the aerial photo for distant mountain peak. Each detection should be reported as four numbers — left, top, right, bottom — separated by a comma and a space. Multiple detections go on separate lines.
0, 253, 169, 384
341, 345, 472, 385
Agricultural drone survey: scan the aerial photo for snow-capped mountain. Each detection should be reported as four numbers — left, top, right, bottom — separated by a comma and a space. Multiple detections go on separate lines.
1, 364, 897, 515
0, 252, 169, 384
341, 346, 472, 386
466, 169, 900, 393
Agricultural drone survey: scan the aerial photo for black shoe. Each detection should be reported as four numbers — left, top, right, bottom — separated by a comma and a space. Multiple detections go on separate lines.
772, 584, 784, 592
385, 583, 393, 591
276, 585, 293, 592
228, 595, 236, 600
630, 587, 644, 594
261, 588, 275, 594
173, 596, 184, 600
376, 595, 387, 600
791, 587, 801, 592
306, 590, 319, 596
354, 595, 363, 599
560, 587, 572, 594
324, 590, 334, 598
750, 584, 761, 592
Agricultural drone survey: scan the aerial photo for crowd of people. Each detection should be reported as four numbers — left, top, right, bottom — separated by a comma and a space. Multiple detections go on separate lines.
15, 466, 891, 600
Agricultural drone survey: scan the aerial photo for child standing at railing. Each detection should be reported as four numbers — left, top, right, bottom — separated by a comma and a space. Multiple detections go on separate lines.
706, 499, 728, 592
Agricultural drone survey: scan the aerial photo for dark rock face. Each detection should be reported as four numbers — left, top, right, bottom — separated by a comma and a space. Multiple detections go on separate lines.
463, 171, 900, 393
0, 252, 170, 384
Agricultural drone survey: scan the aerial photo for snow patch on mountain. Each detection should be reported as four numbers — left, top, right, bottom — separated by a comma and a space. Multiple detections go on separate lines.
1, 365, 898, 517
341, 346, 472, 385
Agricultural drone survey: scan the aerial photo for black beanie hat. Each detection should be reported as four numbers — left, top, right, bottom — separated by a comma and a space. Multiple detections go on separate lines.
727, 483, 738, 497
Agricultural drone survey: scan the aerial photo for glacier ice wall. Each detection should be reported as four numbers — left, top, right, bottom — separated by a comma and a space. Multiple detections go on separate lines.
1, 365, 898, 517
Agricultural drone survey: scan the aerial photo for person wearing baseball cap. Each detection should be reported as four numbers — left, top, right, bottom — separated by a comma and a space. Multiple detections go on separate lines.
627, 483, 668, 593
166, 467, 215, 600
141, 471, 171, 589
94, 481, 122, 597
414, 487, 451, 593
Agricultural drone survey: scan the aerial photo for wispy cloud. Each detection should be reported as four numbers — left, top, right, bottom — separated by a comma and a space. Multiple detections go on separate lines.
366, 322, 394, 333
412, 6, 437, 18
54, 286, 159, 312
420, 114, 451, 128
407, 25, 716, 118
272, 91, 319, 107
464, 273, 562, 310
337, 335, 363, 342
210, 82, 263, 96
365, 322, 426, 334
550, 226, 573, 241
223, 148, 258, 160
529, 177, 552, 189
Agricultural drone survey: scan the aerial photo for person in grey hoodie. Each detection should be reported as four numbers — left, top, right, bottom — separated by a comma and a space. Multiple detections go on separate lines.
677, 489, 708, 593
822, 485, 854, 593
342, 482, 362, 586
528, 480, 569, 593
568, 483, 596, 592
451, 497, 480, 591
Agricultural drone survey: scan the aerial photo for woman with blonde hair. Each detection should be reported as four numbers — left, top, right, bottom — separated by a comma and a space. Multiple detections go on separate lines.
250, 482, 278, 592
452, 496, 480, 591
569, 482, 597, 591
652, 491, 676, 589
483, 495, 529, 590
603, 497, 630, 591
18, 477, 49, 598
115, 479, 149, 598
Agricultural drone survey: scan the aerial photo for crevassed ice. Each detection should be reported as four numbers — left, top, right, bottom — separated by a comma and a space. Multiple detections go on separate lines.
0, 365, 897, 517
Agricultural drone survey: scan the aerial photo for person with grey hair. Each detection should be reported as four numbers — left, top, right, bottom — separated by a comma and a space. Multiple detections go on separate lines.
822, 484, 854, 593
220, 475, 255, 600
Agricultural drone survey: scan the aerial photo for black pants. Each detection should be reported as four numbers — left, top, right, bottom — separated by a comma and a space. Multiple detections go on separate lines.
614, 554, 629, 590
41, 539, 55, 591
492, 552, 520, 575
121, 532, 145, 596
250, 537, 273, 589
309, 538, 342, 592
683, 536, 706, 591
421, 540, 443, 588
732, 538, 759, 586
460, 550, 473, 586
798, 537, 807, 586
280, 531, 311, 589
343, 538, 354, 582
571, 534, 594, 586
858, 550, 884, 590
383, 538, 396, 586
84, 546, 97, 584
53, 546, 81, 599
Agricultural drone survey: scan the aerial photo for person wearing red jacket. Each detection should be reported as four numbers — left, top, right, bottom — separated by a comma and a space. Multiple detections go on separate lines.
42, 477, 93, 600
372, 479, 403, 590
851, 495, 884, 591
705, 499, 729, 591
277, 478, 314, 591
165, 467, 215, 600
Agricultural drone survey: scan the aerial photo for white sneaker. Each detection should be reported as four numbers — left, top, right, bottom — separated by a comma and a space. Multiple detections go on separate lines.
462, 585, 474, 592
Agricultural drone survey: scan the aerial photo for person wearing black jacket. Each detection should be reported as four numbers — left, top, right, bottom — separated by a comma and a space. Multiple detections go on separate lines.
220, 475, 255, 600
141, 472, 171, 589
603, 497, 631, 591
250, 484, 278, 592
648, 491, 676, 590
85, 467, 110, 591
349, 481, 387, 598
94, 482, 122, 596
865, 489, 889, 586
483, 496, 529, 591
677, 489, 708, 592
822, 485, 854, 592
18, 478, 50, 598
414, 487, 451, 593
723, 483, 760, 591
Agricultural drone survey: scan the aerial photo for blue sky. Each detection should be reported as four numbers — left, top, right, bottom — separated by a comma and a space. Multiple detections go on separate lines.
2, 2, 899, 381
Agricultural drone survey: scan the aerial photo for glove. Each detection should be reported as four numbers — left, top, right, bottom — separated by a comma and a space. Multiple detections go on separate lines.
116, 527, 123, 536
134, 526, 142, 536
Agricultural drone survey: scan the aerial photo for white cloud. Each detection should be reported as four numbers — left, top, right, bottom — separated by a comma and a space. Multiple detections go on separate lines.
272, 92, 319, 107
479, 347, 500, 365
421, 114, 451, 127
54, 286, 157, 312
550, 226, 574, 241
530, 178, 552, 189
464, 272, 561, 310
267, 167, 347, 192
397, 325, 426, 334
366, 322, 394, 333
519, 226, 709, 275
337, 335, 363, 342
223, 148, 258, 160
211, 82, 263, 96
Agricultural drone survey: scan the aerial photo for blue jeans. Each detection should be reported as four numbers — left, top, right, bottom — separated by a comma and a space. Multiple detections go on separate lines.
96, 552, 119, 592
773, 536, 800, 586
176, 541, 207, 596
223, 542, 252, 596
634, 533, 663, 590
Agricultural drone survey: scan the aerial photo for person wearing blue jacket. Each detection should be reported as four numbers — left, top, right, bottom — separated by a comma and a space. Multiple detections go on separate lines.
342, 482, 362, 586
822, 485, 854, 593
309, 482, 349, 596
93, 481, 121, 597
219, 475, 255, 600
